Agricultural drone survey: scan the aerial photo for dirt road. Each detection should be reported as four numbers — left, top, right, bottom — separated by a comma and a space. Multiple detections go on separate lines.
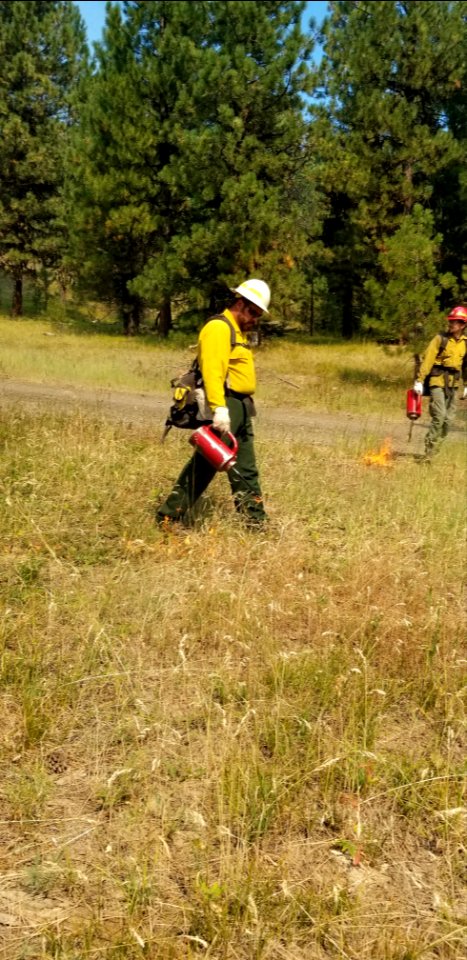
1, 376, 465, 452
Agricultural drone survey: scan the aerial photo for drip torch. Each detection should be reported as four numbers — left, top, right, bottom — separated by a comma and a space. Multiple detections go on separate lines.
406, 351, 424, 442
189, 425, 263, 505
406, 388, 422, 442
189, 425, 239, 471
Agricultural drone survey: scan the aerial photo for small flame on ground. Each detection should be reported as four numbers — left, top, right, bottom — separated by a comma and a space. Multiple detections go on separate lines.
362, 438, 393, 467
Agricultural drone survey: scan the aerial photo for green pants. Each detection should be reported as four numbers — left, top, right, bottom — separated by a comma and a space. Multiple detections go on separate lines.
425, 386, 458, 457
157, 396, 267, 524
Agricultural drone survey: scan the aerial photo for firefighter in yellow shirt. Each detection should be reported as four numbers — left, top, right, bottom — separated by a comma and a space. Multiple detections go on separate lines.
156, 279, 270, 527
413, 305, 467, 461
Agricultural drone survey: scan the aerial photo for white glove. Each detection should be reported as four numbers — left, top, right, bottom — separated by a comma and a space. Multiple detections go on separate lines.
413, 381, 424, 396
212, 406, 231, 434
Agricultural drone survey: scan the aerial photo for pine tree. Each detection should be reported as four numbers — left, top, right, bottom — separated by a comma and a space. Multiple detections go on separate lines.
68, 1, 314, 334
139, 0, 314, 319
314, 0, 466, 339
0, 1, 86, 315
68, 1, 216, 333
364, 205, 456, 344
431, 11, 467, 302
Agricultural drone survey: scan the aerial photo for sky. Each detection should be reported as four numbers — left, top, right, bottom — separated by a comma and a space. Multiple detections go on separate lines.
75, 1, 329, 50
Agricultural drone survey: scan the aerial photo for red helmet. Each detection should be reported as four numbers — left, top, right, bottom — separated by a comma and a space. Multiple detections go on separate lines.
447, 305, 467, 324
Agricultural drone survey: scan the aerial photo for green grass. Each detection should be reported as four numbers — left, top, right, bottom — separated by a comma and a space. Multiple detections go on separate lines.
0, 313, 183, 394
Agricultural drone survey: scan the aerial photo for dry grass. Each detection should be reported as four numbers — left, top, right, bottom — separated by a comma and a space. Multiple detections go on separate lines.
0, 314, 412, 416
0, 385, 466, 960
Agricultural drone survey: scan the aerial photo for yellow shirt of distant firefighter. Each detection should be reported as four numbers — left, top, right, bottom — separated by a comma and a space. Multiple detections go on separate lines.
198, 308, 257, 410
419, 333, 467, 389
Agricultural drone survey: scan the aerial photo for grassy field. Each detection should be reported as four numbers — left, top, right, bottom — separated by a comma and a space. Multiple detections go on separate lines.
0, 315, 466, 959
0, 314, 415, 417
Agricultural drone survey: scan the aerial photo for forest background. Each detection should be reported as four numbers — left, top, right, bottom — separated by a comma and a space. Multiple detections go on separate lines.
0, 0, 466, 343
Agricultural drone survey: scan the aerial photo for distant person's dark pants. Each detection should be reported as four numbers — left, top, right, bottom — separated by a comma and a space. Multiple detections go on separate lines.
157, 396, 267, 524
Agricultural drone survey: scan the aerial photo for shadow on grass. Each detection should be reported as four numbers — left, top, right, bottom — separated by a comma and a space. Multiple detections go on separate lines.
338, 368, 406, 388
392, 451, 424, 461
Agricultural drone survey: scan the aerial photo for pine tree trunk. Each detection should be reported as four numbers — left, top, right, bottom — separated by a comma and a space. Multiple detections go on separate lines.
122, 309, 130, 336
158, 298, 172, 338
12, 276, 23, 317
120, 285, 142, 335
131, 298, 141, 334
342, 277, 353, 339
309, 278, 314, 336
404, 164, 413, 213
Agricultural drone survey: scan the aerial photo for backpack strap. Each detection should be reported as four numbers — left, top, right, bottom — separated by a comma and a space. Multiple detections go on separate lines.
415, 333, 450, 393
431, 332, 461, 393
434, 332, 449, 362
206, 313, 250, 351
187, 314, 245, 377
163, 314, 248, 439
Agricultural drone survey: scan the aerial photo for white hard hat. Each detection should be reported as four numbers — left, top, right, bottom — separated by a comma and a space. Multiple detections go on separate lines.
232, 278, 270, 314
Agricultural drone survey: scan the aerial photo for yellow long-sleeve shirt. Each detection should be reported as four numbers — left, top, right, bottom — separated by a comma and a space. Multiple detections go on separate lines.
419, 333, 467, 389
198, 309, 256, 410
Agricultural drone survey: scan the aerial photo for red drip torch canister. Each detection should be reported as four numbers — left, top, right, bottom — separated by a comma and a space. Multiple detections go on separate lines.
189, 425, 239, 471
406, 388, 422, 421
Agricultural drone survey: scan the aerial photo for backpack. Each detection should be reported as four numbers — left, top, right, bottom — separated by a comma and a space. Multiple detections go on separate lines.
415, 333, 448, 396
162, 314, 239, 438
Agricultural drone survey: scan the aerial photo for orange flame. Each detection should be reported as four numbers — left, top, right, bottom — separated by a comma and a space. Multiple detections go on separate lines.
362, 438, 393, 467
